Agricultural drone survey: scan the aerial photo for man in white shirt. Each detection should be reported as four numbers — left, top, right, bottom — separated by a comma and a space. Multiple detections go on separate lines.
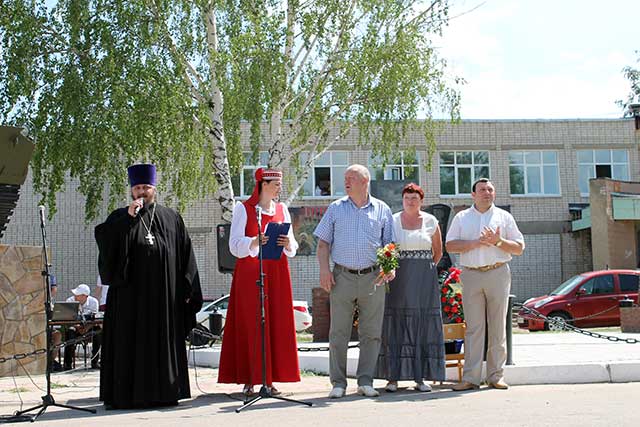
446, 178, 524, 391
63, 284, 101, 370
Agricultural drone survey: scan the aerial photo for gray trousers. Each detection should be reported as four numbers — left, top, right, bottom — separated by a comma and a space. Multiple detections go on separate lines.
460, 263, 511, 385
329, 268, 385, 388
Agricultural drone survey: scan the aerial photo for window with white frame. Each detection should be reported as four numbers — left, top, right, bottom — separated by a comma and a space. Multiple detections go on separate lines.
369, 151, 420, 183
232, 151, 268, 197
577, 149, 629, 195
509, 151, 560, 196
439, 151, 490, 195
300, 151, 349, 197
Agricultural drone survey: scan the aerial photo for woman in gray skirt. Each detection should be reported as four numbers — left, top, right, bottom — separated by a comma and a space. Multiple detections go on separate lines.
375, 183, 445, 392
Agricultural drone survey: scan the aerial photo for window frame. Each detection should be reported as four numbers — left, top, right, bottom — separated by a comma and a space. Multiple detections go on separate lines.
439, 150, 491, 197
577, 149, 630, 197
299, 151, 350, 199
508, 150, 561, 197
368, 151, 421, 185
233, 151, 269, 199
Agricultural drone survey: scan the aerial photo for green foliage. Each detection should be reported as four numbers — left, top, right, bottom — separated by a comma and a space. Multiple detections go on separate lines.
618, 50, 640, 116
0, 0, 461, 220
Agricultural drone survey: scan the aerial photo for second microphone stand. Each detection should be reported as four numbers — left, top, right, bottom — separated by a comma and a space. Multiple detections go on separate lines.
236, 206, 312, 413
15, 206, 96, 421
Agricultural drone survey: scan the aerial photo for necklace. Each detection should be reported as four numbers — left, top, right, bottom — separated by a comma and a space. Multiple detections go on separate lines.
139, 203, 157, 245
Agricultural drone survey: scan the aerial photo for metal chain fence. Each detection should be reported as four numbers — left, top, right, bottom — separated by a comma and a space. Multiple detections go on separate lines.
514, 303, 640, 344
0, 329, 101, 365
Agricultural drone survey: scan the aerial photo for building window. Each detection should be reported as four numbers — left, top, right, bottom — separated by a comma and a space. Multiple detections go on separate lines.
509, 151, 560, 196
369, 152, 420, 183
439, 151, 490, 196
232, 151, 268, 197
577, 149, 629, 195
300, 151, 349, 197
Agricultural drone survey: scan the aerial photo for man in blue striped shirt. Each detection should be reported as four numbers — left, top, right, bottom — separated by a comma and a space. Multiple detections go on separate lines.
314, 164, 395, 399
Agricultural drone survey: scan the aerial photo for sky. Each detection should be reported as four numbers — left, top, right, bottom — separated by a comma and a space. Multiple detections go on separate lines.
436, 0, 640, 119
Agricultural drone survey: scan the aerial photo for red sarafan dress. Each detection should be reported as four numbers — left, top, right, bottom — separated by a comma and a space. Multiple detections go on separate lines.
218, 202, 301, 385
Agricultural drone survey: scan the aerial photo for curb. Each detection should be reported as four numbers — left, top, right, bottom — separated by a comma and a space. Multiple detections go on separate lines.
188, 347, 640, 385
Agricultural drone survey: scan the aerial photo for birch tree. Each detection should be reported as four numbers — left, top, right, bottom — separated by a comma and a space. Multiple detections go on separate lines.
0, 0, 461, 221
619, 51, 640, 114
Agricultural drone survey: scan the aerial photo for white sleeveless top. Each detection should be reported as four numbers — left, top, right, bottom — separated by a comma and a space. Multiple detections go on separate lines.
392, 211, 438, 251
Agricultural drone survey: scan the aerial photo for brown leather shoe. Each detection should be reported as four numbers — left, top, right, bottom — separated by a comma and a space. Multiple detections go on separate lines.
451, 381, 479, 391
488, 379, 509, 389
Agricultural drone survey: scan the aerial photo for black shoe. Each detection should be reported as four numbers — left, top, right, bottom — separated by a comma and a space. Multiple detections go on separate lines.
52, 361, 64, 372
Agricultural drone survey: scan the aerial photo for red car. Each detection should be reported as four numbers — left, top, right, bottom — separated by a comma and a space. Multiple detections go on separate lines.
517, 270, 639, 331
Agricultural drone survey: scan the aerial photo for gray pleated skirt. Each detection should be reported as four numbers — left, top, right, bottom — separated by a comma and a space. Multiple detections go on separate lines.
375, 250, 445, 382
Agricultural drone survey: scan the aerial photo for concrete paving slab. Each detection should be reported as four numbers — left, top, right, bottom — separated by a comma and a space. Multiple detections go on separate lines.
189, 330, 640, 385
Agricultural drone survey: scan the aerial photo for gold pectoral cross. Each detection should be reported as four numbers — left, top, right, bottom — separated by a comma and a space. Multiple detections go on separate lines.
145, 232, 155, 245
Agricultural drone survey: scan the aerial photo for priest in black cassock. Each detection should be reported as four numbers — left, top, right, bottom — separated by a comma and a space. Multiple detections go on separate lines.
95, 163, 203, 409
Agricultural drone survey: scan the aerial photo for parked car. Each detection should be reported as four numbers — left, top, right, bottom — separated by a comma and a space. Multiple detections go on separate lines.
517, 269, 639, 331
196, 294, 312, 333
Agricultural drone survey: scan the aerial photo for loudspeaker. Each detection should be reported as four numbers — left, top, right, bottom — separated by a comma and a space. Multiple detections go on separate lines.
0, 126, 35, 239
209, 312, 223, 336
216, 223, 237, 273
0, 126, 34, 185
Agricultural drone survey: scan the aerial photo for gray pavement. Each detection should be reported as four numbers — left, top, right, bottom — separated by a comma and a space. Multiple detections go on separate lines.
190, 328, 640, 384
1, 329, 639, 425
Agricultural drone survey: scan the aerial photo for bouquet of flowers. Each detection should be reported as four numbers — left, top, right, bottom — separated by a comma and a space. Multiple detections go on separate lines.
375, 242, 399, 291
440, 267, 464, 324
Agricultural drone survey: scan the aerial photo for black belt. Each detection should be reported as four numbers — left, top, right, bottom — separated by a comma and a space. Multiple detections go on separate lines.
336, 264, 377, 275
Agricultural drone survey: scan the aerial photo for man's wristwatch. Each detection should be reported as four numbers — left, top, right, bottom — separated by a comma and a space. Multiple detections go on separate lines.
495, 237, 504, 248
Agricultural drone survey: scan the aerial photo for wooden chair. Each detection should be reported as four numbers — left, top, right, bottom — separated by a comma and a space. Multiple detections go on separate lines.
443, 322, 466, 383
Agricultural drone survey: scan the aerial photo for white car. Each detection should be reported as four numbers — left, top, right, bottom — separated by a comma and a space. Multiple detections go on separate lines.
196, 294, 312, 333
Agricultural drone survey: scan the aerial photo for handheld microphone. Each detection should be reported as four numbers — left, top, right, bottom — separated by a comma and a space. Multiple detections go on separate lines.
38, 205, 46, 226
134, 198, 144, 215
256, 205, 262, 230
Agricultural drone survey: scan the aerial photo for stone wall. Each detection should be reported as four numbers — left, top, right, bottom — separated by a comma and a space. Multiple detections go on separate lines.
0, 245, 46, 377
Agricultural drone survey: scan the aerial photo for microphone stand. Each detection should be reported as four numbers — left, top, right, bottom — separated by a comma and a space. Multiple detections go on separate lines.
16, 206, 96, 421
236, 205, 312, 413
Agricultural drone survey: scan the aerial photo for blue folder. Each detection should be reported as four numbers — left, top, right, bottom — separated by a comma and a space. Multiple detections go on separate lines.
262, 222, 291, 260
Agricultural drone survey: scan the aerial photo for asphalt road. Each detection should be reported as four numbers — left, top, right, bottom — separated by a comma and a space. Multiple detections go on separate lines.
0, 368, 637, 426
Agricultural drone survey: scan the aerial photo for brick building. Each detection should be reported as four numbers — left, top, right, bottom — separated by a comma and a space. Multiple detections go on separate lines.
2, 118, 638, 303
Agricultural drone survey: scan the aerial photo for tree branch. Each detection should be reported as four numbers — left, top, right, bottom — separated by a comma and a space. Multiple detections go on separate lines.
146, 0, 206, 104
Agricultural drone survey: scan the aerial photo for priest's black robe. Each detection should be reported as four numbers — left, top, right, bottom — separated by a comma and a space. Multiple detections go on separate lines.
95, 203, 203, 409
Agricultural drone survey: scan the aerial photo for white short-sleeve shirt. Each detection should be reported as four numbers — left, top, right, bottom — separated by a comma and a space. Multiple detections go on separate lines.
446, 204, 524, 268
66, 295, 100, 315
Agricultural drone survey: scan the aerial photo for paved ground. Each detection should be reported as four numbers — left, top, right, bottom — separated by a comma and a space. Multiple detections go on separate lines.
1, 328, 639, 425
1, 370, 639, 426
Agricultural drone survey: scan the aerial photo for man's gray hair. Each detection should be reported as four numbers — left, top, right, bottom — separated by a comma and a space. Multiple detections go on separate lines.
346, 164, 370, 181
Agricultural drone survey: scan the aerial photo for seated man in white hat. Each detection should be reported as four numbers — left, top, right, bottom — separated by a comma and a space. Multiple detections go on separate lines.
63, 284, 101, 370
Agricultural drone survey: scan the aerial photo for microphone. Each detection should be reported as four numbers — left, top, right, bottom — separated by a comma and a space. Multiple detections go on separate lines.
256, 205, 262, 230
134, 198, 144, 215
38, 205, 46, 226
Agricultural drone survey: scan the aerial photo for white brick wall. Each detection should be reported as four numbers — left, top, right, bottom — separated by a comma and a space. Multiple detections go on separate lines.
2, 119, 636, 302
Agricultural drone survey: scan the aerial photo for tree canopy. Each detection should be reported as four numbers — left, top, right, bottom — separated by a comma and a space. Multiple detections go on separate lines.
619, 50, 640, 115
0, 0, 461, 221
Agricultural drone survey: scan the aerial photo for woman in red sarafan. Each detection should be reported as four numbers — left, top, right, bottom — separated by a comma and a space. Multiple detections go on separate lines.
218, 168, 300, 396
